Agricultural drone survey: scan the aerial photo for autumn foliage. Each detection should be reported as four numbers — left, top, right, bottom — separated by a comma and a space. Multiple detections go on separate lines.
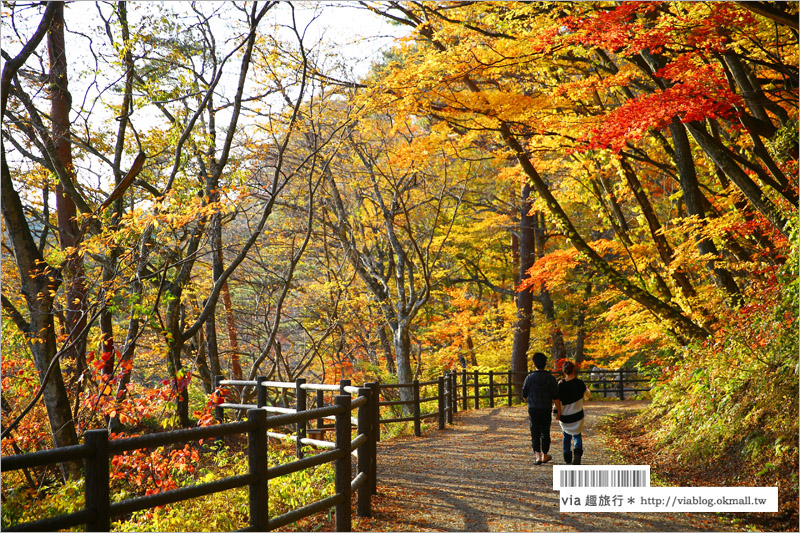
2, 1, 798, 530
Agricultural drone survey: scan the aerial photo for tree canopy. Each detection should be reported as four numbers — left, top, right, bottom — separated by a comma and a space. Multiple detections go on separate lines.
2, 1, 797, 523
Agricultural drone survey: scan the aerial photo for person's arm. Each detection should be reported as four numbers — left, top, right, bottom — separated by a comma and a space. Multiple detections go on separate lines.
522, 376, 530, 400
552, 378, 561, 419
584, 388, 592, 400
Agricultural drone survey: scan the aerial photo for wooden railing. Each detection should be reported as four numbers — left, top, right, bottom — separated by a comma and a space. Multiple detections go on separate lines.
1, 389, 377, 533
1, 368, 648, 532
218, 369, 649, 441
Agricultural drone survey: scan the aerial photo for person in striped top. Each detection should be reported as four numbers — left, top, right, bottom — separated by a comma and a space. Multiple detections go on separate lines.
558, 360, 591, 465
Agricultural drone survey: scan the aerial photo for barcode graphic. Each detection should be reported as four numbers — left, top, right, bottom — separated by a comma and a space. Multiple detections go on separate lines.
559, 469, 648, 488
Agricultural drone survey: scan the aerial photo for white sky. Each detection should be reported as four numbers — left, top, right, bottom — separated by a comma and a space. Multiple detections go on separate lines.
289, 1, 410, 78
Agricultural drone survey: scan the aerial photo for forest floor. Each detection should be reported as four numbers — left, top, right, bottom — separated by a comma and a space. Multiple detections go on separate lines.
349, 401, 744, 532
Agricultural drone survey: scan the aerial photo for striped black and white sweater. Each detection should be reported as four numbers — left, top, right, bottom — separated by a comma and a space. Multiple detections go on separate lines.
558, 378, 588, 435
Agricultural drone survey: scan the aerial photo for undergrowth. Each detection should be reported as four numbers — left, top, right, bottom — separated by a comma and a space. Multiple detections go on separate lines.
635, 224, 799, 528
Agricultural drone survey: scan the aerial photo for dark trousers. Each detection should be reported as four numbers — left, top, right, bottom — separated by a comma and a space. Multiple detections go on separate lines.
528, 407, 552, 453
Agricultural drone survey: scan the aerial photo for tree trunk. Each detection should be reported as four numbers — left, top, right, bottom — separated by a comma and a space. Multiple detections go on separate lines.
721, 50, 788, 126
573, 279, 593, 365
167, 340, 191, 427
392, 323, 414, 412
377, 325, 396, 374
538, 288, 566, 360
511, 183, 535, 391
1, 151, 79, 474
193, 331, 213, 394
99, 260, 116, 379
617, 158, 698, 303
166, 292, 191, 427
212, 217, 242, 380
107, 309, 138, 434
48, 2, 88, 387
204, 308, 223, 380
532, 211, 567, 360
465, 334, 478, 366
669, 120, 744, 307
30, 301, 80, 476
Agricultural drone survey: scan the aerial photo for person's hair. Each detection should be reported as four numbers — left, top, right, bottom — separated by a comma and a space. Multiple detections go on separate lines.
532, 352, 547, 370
562, 360, 576, 376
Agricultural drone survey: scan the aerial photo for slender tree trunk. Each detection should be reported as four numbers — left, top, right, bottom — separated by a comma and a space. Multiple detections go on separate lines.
377, 325, 396, 374
204, 308, 223, 379
213, 218, 242, 380
465, 334, 478, 366
669, 120, 744, 307
617, 158, 698, 303
532, 211, 567, 360
166, 293, 191, 427
392, 323, 414, 412
167, 340, 191, 427
573, 279, 593, 365
99, 261, 116, 378
107, 308, 138, 434
105, 2, 137, 435
721, 50, 788, 126
511, 183, 535, 390
590, 175, 673, 299
193, 330, 213, 394
48, 2, 88, 387
538, 288, 566, 360
1, 151, 79, 474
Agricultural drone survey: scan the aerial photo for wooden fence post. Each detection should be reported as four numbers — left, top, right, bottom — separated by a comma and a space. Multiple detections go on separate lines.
461, 369, 467, 410
488, 370, 494, 408
448, 373, 455, 422
316, 389, 325, 431
256, 375, 267, 408
213, 374, 225, 422
412, 379, 421, 437
85, 429, 110, 532
247, 408, 269, 530
474, 370, 480, 410
334, 395, 352, 532
367, 382, 379, 494
296, 378, 307, 459
340, 379, 351, 394
507, 370, 512, 406
356, 387, 372, 517
618, 370, 625, 400
437, 375, 445, 430
372, 382, 382, 444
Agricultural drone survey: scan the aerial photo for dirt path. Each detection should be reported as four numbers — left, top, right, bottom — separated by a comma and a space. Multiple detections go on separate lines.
371, 402, 734, 532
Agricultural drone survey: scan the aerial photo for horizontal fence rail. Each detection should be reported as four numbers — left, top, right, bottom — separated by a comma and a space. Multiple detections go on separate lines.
3, 367, 648, 531
215, 368, 648, 441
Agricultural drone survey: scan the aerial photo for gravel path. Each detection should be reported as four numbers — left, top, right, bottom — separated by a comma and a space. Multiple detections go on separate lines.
373, 402, 733, 532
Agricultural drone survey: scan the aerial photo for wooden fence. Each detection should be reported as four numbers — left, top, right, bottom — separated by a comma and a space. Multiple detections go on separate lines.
215, 369, 649, 441
1, 388, 377, 533
1, 367, 648, 532
360, 369, 648, 437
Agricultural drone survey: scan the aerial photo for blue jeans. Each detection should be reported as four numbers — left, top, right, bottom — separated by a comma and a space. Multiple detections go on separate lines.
563, 432, 583, 453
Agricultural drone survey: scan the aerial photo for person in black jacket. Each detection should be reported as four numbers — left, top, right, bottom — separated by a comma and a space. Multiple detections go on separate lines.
522, 352, 561, 465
